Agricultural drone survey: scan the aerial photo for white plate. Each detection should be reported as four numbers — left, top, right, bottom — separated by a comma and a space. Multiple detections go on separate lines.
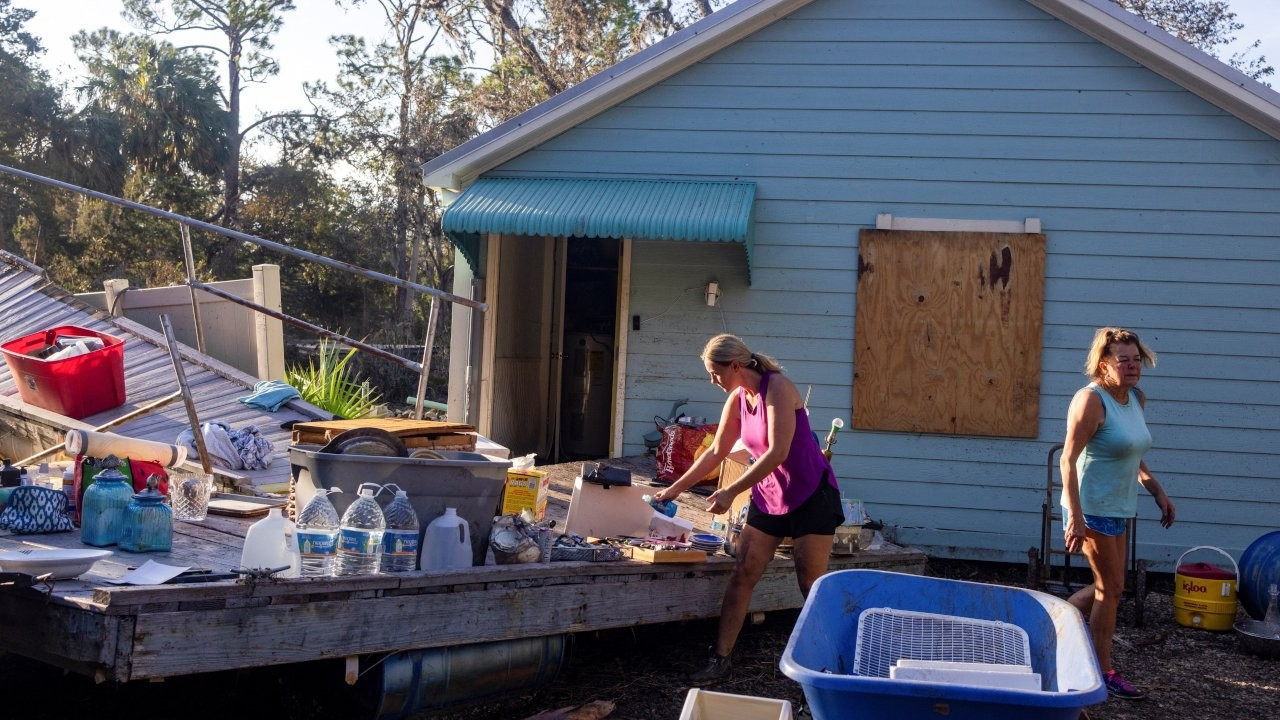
0, 548, 113, 579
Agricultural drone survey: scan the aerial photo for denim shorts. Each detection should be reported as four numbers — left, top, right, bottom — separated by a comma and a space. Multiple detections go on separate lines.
1083, 514, 1128, 537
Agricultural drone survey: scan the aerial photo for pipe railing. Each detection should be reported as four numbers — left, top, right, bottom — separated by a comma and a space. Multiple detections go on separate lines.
0, 163, 481, 419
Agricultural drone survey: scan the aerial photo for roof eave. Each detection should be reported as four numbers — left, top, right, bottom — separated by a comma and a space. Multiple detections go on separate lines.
1028, 0, 1280, 142
421, 0, 814, 191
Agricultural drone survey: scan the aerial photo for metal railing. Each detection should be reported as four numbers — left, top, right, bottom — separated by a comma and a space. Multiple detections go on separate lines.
0, 162, 485, 419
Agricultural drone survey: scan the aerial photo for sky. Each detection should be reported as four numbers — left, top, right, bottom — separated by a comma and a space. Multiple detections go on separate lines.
13, 0, 1280, 121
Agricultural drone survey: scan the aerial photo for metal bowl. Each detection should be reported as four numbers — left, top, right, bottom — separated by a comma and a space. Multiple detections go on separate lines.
1234, 619, 1280, 658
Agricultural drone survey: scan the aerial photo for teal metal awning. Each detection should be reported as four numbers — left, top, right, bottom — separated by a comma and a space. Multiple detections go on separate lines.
443, 177, 756, 282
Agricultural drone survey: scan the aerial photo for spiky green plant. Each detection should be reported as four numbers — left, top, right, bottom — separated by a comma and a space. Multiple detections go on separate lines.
287, 338, 382, 419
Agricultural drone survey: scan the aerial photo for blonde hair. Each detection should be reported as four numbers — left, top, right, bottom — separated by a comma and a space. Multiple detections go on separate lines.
1083, 327, 1157, 378
701, 333, 784, 374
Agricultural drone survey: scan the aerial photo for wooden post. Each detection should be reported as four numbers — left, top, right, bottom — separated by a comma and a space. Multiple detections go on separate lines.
103, 279, 130, 317
251, 264, 285, 380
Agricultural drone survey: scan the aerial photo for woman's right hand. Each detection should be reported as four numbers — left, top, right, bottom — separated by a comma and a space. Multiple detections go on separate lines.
1064, 514, 1086, 553
651, 487, 674, 503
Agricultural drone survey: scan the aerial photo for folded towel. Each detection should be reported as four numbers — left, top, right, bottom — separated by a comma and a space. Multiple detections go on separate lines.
238, 380, 302, 412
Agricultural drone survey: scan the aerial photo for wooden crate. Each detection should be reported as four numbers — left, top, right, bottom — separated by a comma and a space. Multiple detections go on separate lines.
622, 546, 707, 564
291, 418, 476, 452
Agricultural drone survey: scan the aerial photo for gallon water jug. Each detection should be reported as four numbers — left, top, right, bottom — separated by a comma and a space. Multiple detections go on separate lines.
240, 508, 301, 578
422, 507, 471, 571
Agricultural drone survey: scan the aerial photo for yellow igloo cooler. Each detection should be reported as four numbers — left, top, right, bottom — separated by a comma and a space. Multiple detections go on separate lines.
1173, 546, 1238, 631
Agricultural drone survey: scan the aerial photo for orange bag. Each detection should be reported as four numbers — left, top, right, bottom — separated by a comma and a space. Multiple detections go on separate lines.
656, 423, 720, 485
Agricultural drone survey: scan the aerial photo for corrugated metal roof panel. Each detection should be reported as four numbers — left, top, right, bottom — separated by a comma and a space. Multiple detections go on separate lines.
0, 254, 325, 491
443, 177, 756, 282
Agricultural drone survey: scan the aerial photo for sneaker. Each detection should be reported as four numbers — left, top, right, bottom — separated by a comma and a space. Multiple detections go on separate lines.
688, 649, 733, 684
1104, 670, 1147, 700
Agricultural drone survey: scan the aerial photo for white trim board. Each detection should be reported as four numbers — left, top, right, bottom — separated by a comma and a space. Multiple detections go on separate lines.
875, 215, 1042, 234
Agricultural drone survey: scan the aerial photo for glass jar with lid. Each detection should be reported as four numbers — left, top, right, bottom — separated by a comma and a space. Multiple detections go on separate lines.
119, 475, 173, 553
80, 457, 134, 547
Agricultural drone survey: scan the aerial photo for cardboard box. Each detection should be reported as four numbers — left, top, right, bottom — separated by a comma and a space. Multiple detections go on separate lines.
501, 469, 550, 520
717, 449, 754, 525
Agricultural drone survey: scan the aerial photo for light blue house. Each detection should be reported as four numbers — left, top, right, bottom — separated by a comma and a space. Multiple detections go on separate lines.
424, 0, 1280, 570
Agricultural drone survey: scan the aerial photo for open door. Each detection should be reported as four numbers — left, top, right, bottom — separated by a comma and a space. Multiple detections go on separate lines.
481, 235, 621, 462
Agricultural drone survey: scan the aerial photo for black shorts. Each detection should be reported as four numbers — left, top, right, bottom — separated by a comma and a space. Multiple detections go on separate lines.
746, 479, 843, 539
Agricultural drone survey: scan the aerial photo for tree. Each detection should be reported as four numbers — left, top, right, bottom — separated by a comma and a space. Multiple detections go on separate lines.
0, 0, 70, 264
122, 0, 296, 272
429, 0, 731, 128
1115, 0, 1273, 81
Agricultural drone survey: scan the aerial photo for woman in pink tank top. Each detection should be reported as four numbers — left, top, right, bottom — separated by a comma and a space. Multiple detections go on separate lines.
654, 334, 843, 683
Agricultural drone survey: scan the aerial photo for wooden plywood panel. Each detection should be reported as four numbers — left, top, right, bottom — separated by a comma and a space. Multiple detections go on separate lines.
853, 230, 1044, 437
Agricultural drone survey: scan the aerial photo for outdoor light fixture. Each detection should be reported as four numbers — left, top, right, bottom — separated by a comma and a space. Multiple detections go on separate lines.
705, 281, 720, 307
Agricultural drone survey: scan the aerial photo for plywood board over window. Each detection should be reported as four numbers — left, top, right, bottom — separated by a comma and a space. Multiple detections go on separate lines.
853, 230, 1045, 438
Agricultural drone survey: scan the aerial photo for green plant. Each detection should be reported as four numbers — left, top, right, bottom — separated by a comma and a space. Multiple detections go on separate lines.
286, 338, 382, 419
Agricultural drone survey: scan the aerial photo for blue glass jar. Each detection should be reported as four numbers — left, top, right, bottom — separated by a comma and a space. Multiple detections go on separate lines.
119, 475, 172, 553
80, 460, 134, 547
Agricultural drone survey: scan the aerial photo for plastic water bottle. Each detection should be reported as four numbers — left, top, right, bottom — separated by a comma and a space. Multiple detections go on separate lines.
334, 483, 385, 576
296, 487, 342, 577
379, 484, 420, 573
642, 494, 678, 518
422, 507, 472, 571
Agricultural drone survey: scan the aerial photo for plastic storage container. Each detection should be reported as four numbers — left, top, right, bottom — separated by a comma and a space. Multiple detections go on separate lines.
1173, 546, 1238, 631
1, 325, 126, 419
290, 447, 510, 567
780, 570, 1106, 720
679, 688, 793, 720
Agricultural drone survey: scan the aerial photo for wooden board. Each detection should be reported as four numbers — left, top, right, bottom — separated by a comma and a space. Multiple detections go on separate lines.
206, 493, 286, 518
291, 418, 473, 439
621, 546, 708, 564
853, 230, 1045, 438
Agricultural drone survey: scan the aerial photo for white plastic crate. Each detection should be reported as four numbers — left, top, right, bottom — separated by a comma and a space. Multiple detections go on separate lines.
854, 607, 1031, 678
679, 689, 793, 720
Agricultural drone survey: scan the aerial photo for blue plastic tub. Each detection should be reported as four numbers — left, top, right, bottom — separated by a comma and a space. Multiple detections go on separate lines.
780, 570, 1107, 720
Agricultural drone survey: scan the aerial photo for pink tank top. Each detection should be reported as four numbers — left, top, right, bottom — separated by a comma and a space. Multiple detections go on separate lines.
738, 371, 836, 514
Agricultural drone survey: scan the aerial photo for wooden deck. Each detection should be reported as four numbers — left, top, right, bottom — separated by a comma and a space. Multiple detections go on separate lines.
0, 456, 926, 683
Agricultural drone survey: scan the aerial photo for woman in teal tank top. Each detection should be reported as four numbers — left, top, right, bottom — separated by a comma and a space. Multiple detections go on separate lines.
1061, 327, 1176, 701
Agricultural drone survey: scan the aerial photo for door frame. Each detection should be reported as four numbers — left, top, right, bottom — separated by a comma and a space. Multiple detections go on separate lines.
476, 234, 632, 458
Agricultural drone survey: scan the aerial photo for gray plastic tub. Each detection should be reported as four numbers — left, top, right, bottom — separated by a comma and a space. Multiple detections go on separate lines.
290, 446, 512, 567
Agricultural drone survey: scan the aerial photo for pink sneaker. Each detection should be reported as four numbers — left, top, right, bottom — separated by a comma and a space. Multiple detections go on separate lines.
1104, 670, 1146, 700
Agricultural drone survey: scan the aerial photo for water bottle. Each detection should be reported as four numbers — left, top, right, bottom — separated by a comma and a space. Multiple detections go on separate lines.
334, 482, 385, 576
422, 507, 472, 571
642, 494, 678, 518
296, 487, 343, 577
379, 484, 420, 573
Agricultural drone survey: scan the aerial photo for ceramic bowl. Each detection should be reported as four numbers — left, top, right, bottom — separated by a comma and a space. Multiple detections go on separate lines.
0, 548, 113, 579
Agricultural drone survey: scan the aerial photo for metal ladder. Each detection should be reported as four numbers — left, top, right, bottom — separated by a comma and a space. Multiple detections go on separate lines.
1036, 443, 1146, 626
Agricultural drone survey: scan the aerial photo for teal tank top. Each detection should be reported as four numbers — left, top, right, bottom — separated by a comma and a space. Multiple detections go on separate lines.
1072, 383, 1152, 518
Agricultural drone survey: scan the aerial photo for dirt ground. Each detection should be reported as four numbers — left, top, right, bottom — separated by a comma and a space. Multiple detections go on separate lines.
2, 558, 1276, 719
438, 559, 1279, 720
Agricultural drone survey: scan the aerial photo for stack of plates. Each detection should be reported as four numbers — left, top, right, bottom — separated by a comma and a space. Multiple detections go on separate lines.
689, 533, 724, 554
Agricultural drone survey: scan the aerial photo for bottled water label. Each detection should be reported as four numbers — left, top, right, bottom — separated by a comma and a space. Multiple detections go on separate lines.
297, 530, 338, 557
338, 527, 383, 555
382, 529, 419, 556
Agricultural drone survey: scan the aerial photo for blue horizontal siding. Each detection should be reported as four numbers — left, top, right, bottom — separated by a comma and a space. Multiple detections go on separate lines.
484, 0, 1280, 567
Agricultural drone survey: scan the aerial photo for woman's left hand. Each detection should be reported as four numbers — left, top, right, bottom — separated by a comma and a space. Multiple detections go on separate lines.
1157, 496, 1176, 528
706, 489, 732, 515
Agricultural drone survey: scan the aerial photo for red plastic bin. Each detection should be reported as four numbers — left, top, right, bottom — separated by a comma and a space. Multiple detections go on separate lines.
1, 325, 127, 419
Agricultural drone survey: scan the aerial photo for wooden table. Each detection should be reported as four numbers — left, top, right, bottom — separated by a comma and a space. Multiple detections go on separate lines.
0, 456, 927, 682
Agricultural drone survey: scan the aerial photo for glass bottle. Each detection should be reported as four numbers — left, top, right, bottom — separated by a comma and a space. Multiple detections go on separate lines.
119, 475, 173, 553
80, 457, 134, 547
